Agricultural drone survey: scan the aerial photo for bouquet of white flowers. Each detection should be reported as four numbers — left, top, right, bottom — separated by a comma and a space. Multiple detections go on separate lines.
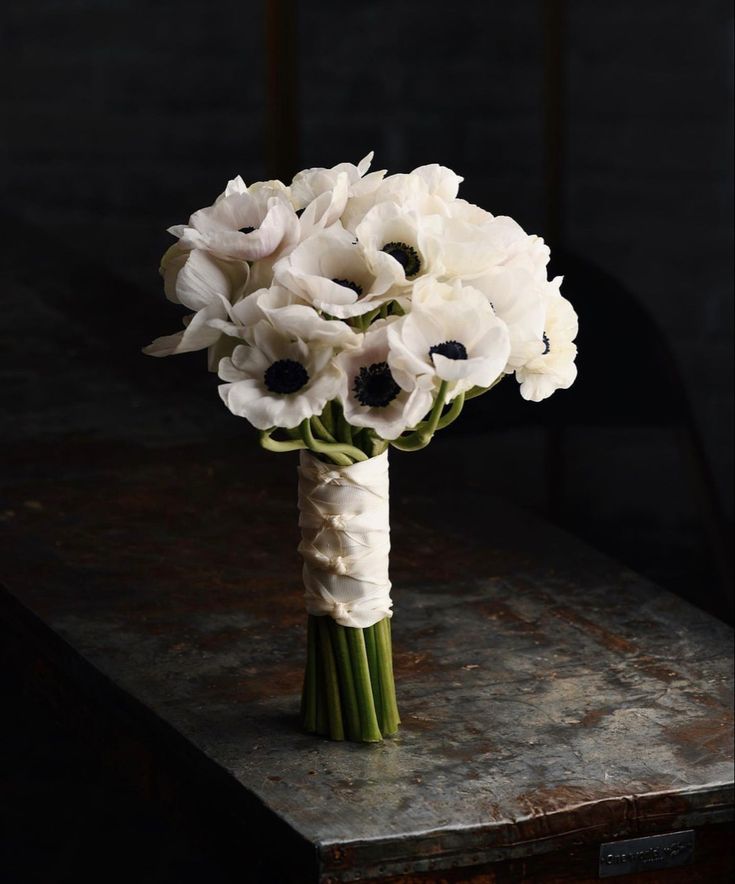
145, 153, 578, 742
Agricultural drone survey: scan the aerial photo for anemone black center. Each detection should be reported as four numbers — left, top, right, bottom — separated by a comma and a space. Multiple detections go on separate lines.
429, 340, 468, 361
542, 332, 551, 355
239, 226, 256, 235
353, 362, 400, 408
331, 278, 363, 297
264, 359, 309, 394
381, 241, 421, 278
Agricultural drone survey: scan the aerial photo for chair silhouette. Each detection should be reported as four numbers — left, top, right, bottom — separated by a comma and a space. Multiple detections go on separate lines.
459, 249, 733, 620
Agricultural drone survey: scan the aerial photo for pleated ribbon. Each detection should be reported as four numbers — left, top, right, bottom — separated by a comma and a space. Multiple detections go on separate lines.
297, 450, 392, 628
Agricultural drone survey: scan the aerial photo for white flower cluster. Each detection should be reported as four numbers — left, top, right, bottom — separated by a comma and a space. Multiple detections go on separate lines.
145, 153, 578, 445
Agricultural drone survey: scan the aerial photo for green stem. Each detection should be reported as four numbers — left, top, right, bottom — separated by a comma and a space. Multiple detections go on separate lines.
390, 381, 449, 451
302, 615, 318, 733
336, 409, 354, 446
327, 620, 361, 741
315, 625, 328, 736
464, 374, 506, 400
317, 617, 344, 740
422, 380, 449, 438
310, 415, 337, 444
259, 429, 308, 454
346, 627, 383, 742
360, 306, 382, 327
375, 618, 400, 735
363, 625, 383, 731
321, 401, 335, 436
362, 428, 389, 458
437, 391, 465, 430
302, 419, 367, 463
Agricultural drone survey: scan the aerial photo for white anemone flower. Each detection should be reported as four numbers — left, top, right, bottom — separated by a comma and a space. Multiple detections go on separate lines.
204, 284, 295, 348
355, 202, 443, 289
289, 152, 385, 237
446, 198, 493, 225
471, 252, 548, 372
143, 249, 249, 365
438, 211, 538, 280
158, 244, 249, 310
213, 175, 248, 201
210, 285, 360, 349
289, 152, 382, 210
336, 321, 434, 440
218, 321, 347, 430
274, 226, 397, 318
515, 283, 578, 402
342, 163, 462, 230
366, 164, 462, 207
169, 182, 299, 263
388, 279, 511, 399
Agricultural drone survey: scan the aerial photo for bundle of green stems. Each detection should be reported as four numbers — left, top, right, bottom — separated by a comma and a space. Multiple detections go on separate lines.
301, 613, 398, 741
259, 383, 496, 741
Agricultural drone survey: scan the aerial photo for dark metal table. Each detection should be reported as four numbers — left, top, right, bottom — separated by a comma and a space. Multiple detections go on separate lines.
1, 229, 732, 882
1, 434, 732, 883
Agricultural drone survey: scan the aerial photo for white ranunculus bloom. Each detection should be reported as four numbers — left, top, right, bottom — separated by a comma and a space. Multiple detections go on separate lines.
274, 225, 397, 318
515, 283, 578, 402
144, 248, 249, 362
218, 321, 346, 429
336, 320, 434, 440
169, 183, 300, 263
355, 202, 443, 289
388, 279, 511, 399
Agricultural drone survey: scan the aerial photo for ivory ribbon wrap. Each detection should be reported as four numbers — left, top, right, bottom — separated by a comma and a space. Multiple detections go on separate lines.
297, 449, 392, 629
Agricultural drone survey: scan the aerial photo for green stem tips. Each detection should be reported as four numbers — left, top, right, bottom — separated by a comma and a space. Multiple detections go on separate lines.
302, 615, 400, 742
259, 375, 507, 463
262, 382, 491, 743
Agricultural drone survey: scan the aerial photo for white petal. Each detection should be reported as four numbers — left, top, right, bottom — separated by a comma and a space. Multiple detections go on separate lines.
143, 302, 223, 357
142, 330, 185, 358
410, 164, 463, 201
357, 151, 374, 177
174, 250, 248, 312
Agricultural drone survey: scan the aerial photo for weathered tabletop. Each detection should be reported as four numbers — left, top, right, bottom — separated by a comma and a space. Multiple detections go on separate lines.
1, 435, 733, 883
0, 234, 733, 882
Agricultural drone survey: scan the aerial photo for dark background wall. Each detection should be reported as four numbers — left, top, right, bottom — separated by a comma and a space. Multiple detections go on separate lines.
0, 4, 732, 880
1, 0, 733, 620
